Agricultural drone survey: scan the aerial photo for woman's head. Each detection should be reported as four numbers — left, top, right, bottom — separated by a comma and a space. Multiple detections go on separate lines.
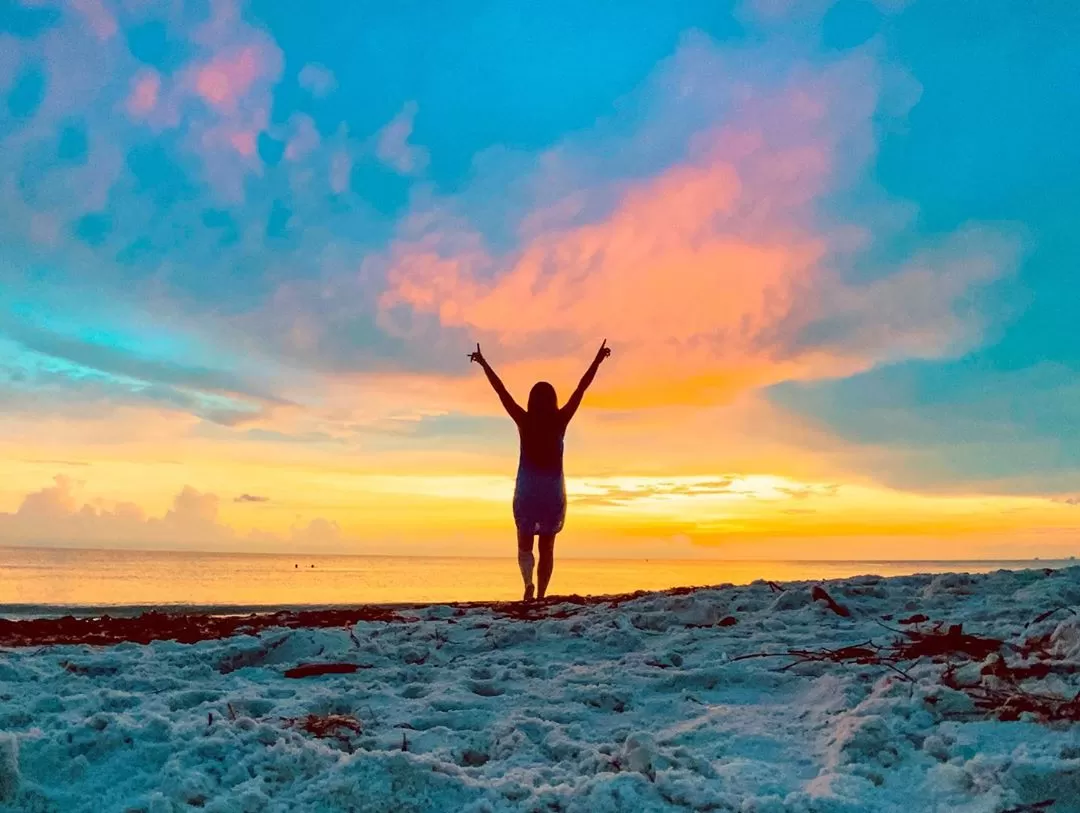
527, 381, 558, 415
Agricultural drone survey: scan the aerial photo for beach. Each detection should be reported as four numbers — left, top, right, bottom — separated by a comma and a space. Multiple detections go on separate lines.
2, 0, 1075, 809
1, 566, 1078, 812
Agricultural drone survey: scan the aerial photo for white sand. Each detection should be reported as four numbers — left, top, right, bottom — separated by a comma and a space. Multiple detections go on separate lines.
2, 566, 1079, 812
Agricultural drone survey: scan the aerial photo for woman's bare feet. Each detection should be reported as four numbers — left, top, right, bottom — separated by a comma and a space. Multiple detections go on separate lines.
523, 584, 535, 602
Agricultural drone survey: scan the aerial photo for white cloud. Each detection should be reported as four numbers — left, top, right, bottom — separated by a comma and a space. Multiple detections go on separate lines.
298, 63, 337, 98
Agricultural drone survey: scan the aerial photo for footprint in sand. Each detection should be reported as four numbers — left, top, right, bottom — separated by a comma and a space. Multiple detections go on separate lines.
468, 681, 505, 697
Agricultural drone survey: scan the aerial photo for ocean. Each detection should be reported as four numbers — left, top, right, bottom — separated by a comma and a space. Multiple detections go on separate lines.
0, 546, 1072, 614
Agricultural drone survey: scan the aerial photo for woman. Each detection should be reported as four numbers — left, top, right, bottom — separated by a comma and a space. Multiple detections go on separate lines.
469, 340, 612, 601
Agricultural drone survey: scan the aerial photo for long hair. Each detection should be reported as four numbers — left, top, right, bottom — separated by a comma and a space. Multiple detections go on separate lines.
527, 381, 558, 417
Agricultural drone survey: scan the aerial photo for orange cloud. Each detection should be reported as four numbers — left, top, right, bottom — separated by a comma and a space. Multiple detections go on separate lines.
377, 46, 1017, 409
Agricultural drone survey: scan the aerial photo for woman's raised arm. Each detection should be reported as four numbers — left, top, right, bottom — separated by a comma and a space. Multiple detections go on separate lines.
469, 344, 526, 423
560, 340, 611, 424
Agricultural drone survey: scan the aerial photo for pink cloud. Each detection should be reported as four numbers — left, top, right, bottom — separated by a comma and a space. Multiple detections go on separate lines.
0, 0, 285, 219
174, 28, 280, 198
18, 10, 121, 126
126, 70, 161, 117
329, 149, 353, 195
298, 63, 336, 98
71, 0, 118, 41
132, 0, 284, 198
0, 106, 125, 240
228, 128, 258, 158
375, 102, 429, 175
194, 122, 266, 201
284, 114, 320, 161
194, 46, 265, 110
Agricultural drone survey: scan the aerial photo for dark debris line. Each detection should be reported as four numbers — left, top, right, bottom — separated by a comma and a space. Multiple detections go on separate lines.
0, 588, 682, 647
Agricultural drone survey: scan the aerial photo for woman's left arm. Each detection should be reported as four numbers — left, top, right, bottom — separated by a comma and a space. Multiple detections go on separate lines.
560, 340, 611, 423
470, 344, 526, 423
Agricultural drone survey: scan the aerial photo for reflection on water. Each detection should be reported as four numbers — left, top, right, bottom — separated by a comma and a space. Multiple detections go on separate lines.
0, 546, 1072, 612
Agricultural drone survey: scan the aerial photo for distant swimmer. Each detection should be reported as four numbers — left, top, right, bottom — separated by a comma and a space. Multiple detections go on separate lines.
470, 340, 611, 602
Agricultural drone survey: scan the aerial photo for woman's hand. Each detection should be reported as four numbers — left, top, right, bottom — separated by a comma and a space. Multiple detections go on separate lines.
594, 339, 612, 365
468, 343, 486, 366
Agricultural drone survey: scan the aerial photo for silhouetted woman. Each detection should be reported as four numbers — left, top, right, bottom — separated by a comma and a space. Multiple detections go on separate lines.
469, 340, 612, 601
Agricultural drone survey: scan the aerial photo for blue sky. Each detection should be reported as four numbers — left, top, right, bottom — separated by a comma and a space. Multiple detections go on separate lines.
769, 0, 1080, 492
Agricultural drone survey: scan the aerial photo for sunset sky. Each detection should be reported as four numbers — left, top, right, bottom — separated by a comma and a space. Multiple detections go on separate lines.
1, 0, 1078, 559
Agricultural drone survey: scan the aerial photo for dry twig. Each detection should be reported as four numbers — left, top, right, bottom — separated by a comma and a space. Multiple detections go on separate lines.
284, 713, 363, 750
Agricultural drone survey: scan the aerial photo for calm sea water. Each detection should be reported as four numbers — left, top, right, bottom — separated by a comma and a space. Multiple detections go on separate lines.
0, 547, 1073, 614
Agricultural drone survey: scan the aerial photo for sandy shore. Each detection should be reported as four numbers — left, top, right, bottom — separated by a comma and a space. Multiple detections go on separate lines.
1, 567, 1078, 812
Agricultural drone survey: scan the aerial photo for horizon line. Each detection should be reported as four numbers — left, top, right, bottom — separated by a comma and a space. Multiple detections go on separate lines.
1, 544, 1076, 565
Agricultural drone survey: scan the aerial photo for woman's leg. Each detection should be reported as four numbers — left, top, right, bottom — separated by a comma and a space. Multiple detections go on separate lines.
537, 534, 556, 599
517, 529, 535, 600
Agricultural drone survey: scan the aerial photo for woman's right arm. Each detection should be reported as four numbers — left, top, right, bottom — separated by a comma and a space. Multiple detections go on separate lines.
469, 344, 526, 423
560, 340, 611, 424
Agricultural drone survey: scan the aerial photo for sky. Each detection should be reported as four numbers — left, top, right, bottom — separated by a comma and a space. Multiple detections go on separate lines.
1, 0, 1078, 559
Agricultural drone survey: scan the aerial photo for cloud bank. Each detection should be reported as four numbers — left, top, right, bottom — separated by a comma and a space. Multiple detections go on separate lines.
0, 476, 341, 551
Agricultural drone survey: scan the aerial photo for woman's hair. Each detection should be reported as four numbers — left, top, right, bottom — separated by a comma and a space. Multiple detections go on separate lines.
527, 381, 559, 415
